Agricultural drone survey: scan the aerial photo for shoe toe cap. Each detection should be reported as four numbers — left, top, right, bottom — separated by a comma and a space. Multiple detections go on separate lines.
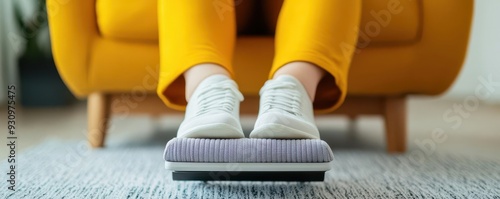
251, 112, 319, 139
177, 113, 243, 138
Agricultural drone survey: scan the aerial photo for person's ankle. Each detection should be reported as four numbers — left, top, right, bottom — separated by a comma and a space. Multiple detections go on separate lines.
184, 64, 231, 101
272, 62, 325, 101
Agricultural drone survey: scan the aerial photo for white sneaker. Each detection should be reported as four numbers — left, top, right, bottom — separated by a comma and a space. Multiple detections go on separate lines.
250, 75, 320, 139
177, 75, 245, 138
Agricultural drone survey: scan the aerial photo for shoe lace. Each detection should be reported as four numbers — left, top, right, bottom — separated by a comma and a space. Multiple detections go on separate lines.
196, 81, 243, 116
260, 81, 302, 116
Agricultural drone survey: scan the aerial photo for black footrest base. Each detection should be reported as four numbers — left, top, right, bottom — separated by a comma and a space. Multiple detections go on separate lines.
172, 171, 325, 181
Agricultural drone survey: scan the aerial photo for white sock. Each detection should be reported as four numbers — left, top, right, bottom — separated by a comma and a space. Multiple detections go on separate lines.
250, 75, 320, 139
177, 75, 245, 138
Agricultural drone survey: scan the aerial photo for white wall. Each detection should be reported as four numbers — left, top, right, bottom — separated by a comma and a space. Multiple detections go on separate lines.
443, 0, 500, 104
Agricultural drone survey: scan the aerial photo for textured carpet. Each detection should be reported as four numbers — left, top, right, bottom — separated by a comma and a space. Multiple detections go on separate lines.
1, 139, 500, 199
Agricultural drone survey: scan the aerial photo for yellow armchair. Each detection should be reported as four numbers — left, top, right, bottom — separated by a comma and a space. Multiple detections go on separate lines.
47, 0, 473, 152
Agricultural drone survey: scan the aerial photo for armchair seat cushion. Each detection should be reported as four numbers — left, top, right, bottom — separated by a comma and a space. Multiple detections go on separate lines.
96, 0, 256, 42
96, 0, 421, 45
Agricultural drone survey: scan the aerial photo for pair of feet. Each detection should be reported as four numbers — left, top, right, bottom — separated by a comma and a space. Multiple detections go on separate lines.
177, 74, 320, 139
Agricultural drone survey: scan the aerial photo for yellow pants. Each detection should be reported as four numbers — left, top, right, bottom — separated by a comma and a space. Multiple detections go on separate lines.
157, 0, 361, 113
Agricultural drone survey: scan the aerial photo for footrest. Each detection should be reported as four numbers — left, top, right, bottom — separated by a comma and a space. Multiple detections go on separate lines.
164, 138, 334, 181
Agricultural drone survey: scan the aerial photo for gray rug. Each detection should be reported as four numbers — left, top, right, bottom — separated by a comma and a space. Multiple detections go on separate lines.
1, 139, 500, 199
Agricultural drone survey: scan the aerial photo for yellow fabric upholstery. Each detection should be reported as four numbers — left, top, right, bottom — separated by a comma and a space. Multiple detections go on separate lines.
46, 0, 98, 96
357, 0, 421, 43
96, 0, 421, 43
96, 0, 158, 42
96, 0, 257, 42
263, 0, 421, 44
96, 0, 421, 44
88, 38, 159, 92
48, 0, 473, 110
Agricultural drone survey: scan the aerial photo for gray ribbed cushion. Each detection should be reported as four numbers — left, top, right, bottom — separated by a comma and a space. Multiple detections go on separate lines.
164, 138, 334, 163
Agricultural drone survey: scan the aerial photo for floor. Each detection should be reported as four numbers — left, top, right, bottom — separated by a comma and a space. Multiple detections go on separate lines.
1, 96, 499, 160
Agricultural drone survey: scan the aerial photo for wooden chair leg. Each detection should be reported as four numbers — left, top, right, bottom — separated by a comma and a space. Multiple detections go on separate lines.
87, 93, 110, 148
384, 96, 407, 153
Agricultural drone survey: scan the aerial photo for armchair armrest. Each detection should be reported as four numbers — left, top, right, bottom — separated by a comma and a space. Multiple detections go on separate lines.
47, 0, 97, 97
413, 0, 474, 94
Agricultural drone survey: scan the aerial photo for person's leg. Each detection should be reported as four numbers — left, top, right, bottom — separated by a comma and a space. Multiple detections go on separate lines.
273, 62, 325, 101
157, 0, 244, 138
184, 63, 231, 101
251, 0, 361, 139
